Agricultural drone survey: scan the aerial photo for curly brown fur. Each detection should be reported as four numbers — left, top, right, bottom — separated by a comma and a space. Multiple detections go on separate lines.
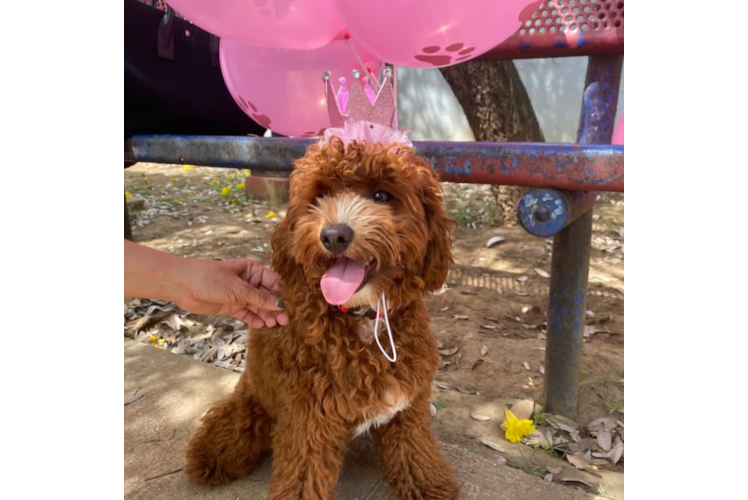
186, 137, 459, 499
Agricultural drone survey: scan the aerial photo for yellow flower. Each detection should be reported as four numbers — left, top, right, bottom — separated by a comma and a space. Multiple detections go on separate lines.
502, 408, 536, 443
230, 199, 240, 205
242, 169, 251, 177
226, 173, 235, 180
221, 186, 231, 197
236, 182, 245, 190
182, 164, 194, 171
210, 179, 219, 185
148, 335, 157, 343
125, 191, 132, 199
265, 210, 277, 218
188, 190, 195, 195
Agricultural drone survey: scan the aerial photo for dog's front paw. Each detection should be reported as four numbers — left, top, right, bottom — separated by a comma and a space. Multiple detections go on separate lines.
185, 444, 233, 486
423, 477, 460, 500
389, 470, 460, 500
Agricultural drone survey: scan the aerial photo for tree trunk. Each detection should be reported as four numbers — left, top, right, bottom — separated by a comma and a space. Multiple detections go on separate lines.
440, 60, 544, 226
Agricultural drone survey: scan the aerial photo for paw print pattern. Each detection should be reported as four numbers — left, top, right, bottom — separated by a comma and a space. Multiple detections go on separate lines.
414, 43, 476, 66
237, 96, 272, 128
255, 0, 293, 20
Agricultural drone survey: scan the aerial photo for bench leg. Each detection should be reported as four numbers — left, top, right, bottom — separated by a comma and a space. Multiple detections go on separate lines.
544, 55, 623, 418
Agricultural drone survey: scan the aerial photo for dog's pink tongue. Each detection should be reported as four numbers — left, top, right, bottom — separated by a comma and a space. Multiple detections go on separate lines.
320, 258, 366, 305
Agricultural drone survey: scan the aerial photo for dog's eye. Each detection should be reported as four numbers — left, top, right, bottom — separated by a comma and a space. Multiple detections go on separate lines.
372, 191, 391, 203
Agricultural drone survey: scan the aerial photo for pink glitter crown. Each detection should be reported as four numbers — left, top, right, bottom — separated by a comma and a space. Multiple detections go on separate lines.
322, 68, 410, 148
324, 68, 396, 129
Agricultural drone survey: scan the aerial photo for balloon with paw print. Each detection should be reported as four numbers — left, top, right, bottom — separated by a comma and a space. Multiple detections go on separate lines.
330, 0, 539, 68
164, 0, 346, 49
220, 38, 380, 137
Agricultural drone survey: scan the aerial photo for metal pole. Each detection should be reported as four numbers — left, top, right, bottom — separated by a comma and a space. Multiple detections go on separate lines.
544, 55, 623, 418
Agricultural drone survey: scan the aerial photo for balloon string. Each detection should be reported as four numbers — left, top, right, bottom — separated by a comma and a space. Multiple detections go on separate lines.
344, 38, 380, 93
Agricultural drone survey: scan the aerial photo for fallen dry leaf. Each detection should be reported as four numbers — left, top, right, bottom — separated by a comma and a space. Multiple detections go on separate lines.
496, 286, 503, 294
596, 430, 612, 451
539, 363, 545, 375
480, 439, 506, 453
522, 361, 531, 371
471, 359, 485, 370
436, 382, 450, 390
534, 268, 550, 278
588, 417, 617, 432
486, 236, 506, 248
470, 413, 491, 422
124, 394, 143, 406
516, 275, 529, 282
456, 385, 478, 395
508, 399, 534, 421
526, 429, 553, 449
480, 325, 498, 331
514, 291, 530, 296
548, 414, 580, 433
611, 437, 624, 464
521, 306, 530, 314
575, 438, 595, 453
480, 345, 488, 356
430, 403, 437, 417
544, 473, 553, 483
439, 347, 460, 356
566, 453, 598, 474
453, 315, 470, 320
560, 477, 594, 488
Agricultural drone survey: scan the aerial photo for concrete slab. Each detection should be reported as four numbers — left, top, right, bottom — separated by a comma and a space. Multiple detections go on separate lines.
125, 340, 594, 500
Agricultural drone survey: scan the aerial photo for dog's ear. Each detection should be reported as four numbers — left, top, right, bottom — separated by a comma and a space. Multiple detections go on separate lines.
416, 158, 455, 292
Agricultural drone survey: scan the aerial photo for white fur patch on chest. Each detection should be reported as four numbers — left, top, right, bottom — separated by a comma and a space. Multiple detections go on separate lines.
353, 393, 411, 437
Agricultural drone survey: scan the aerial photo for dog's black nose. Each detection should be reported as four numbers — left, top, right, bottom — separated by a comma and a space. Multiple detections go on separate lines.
320, 224, 354, 254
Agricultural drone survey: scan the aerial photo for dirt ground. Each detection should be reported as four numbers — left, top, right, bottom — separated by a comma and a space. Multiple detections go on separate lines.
125, 163, 624, 495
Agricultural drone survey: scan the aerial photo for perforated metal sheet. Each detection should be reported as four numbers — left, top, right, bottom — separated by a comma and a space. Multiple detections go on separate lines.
137, 0, 624, 60
484, 0, 624, 59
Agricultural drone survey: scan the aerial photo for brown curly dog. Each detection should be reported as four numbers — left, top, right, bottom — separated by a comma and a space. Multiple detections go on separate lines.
185, 136, 460, 500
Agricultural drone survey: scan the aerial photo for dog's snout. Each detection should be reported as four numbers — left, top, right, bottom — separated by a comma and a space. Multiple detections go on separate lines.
320, 224, 354, 254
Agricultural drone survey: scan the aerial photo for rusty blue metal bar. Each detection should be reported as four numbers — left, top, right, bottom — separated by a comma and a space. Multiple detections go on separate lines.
544, 55, 623, 419
125, 135, 623, 191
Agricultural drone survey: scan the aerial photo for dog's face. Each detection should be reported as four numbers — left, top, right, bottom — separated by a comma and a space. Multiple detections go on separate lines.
271, 138, 453, 311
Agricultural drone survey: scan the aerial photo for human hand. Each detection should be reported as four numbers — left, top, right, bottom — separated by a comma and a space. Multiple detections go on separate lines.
173, 258, 289, 329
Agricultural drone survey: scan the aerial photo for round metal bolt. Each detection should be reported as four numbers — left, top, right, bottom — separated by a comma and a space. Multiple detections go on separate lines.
534, 207, 551, 222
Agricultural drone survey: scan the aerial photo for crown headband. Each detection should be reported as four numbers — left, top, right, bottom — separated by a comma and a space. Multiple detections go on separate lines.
321, 67, 411, 149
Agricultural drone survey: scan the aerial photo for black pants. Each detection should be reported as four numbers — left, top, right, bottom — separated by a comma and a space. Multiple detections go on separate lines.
124, 0, 265, 137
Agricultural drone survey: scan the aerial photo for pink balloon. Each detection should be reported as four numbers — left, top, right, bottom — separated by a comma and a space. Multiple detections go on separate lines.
165, 0, 345, 49
220, 39, 381, 137
612, 113, 624, 145
331, 0, 538, 68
